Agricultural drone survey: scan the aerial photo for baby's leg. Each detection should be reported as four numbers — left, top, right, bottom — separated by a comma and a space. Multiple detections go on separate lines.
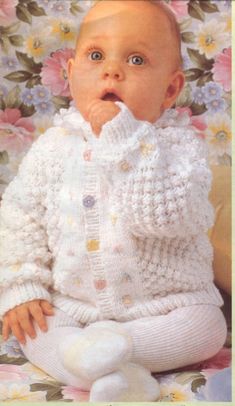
20, 308, 91, 389
123, 304, 227, 372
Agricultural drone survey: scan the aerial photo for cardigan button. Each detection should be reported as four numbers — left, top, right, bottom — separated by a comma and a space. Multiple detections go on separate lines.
83, 149, 92, 161
94, 279, 107, 291
83, 195, 95, 208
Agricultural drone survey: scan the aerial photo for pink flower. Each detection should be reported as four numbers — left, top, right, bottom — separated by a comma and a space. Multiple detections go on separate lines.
0, 365, 28, 381
175, 106, 207, 137
167, 0, 189, 19
41, 48, 75, 97
0, 0, 17, 26
61, 386, 89, 401
0, 108, 35, 154
212, 47, 231, 92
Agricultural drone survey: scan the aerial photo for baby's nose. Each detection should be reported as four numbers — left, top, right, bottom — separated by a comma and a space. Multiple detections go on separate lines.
102, 61, 124, 80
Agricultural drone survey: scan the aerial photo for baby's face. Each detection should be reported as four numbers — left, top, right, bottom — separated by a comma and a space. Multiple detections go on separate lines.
68, 0, 184, 123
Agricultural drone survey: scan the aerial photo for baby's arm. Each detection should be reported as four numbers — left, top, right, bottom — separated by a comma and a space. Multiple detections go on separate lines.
0, 133, 54, 331
93, 103, 214, 238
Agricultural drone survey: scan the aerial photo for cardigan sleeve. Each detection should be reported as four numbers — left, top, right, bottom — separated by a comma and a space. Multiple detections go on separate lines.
0, 134, 53, 319
93, 103, 214, 239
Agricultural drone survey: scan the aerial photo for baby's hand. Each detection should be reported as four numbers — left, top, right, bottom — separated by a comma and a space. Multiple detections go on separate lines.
87, 100, 121, 137
2, 299, 54, 345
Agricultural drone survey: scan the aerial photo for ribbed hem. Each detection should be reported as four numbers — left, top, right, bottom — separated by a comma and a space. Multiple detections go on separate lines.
51, 284, 223, 325
52, 292, 99, 325
0, 281, 51, 319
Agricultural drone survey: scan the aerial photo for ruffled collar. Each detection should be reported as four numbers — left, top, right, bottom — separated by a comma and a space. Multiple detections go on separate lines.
53, 103, 191, 133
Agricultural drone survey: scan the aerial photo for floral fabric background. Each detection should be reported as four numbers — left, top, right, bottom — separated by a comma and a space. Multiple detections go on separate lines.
0, 0, 232, 196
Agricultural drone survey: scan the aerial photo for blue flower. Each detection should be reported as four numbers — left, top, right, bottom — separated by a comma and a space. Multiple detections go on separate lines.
206, 98, 226, 113
21, 88, 34, 106
31, 85, 51, 105
35, 100, 54, 115
0, 336, 24, 358
1, 56, 18, 71
50, 0, 70, 15
203, 82, 223, 103
196, 367, 231, 402
193, 87, 206, 105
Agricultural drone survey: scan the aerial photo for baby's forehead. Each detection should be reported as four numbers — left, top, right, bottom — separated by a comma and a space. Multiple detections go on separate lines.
76, 2, 181, 67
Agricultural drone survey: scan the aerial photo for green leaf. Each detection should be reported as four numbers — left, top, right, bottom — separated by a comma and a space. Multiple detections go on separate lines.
0, 354, 27, 365
46, 388, 63, 401
190, 101, 207, 115
179, 18, 193, 32
0, 35, 10, 53
16, 4, 32, 24
0, 98, 6, 110
26, 75, 42, 88
191, 377, 206, 393
52, 96, 70, 110
4, 70, 33, 83
27, 1, 46, 16
8, 34, 24, 47
184, 68, 203, 81
19, 103, 36, 117
181, 31, 195, 43
197, 71, 213, 86
199, 0, 219, 13
176, 83, 193, 107
175, 371, 203, 385
0, 151, 9, 165
70, 0, 84, 14
188, 1, 205, 21
5, 85, 22, 108
0, 22, 21, 35
187, 48, 214, 70
16, 51, 42, 74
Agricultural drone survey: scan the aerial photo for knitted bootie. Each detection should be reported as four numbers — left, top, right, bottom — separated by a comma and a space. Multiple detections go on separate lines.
59, 321, 132, 381
89, 362, 160, 402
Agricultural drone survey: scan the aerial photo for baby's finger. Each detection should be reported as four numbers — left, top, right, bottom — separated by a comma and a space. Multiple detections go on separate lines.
8, 314, 26, 345
29, 302, 48, 332
2, 317, 10, 341
16, 307, 36, 340
40, 300, 54, 316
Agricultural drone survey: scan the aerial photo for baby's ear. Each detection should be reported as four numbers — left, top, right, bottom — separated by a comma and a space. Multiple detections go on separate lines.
163, 70, 185, 109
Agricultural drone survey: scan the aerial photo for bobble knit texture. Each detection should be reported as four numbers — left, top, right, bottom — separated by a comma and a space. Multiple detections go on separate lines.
0, 104, 223, 321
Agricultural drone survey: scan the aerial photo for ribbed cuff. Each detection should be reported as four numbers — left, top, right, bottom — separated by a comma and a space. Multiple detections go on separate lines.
0, 281, 51, 319
94, 103, 153, 164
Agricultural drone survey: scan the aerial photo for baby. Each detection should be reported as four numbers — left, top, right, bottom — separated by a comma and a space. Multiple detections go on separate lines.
0, 0, 227, 402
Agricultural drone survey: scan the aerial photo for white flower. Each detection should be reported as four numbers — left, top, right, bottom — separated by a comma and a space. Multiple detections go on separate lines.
159, 382, 195, 402
195, 20, 230, 59
206, 113, 231, 162
24, 22, 56, 62
0, 383, 47, 401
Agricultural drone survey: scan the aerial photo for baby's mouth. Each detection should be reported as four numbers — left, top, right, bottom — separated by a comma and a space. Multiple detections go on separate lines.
101, 92, 123, 102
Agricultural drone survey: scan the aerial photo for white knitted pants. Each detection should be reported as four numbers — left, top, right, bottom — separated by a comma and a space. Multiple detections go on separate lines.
20, 304, 226, 387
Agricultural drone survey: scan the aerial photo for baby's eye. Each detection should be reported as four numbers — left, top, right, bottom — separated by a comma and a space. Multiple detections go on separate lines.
89, 51, 103, 61
128, 55, 145, 65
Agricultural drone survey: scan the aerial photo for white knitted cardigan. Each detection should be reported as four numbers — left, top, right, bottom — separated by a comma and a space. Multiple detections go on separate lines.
0, 103, 223, 322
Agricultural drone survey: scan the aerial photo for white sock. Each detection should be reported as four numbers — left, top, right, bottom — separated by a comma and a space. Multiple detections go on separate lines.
89, 363, 160, 402
59, 320, 132, 381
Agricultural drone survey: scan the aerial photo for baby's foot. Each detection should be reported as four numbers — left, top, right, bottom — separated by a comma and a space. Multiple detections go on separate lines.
89, 363, 160, 402
59, 322, 132, 381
